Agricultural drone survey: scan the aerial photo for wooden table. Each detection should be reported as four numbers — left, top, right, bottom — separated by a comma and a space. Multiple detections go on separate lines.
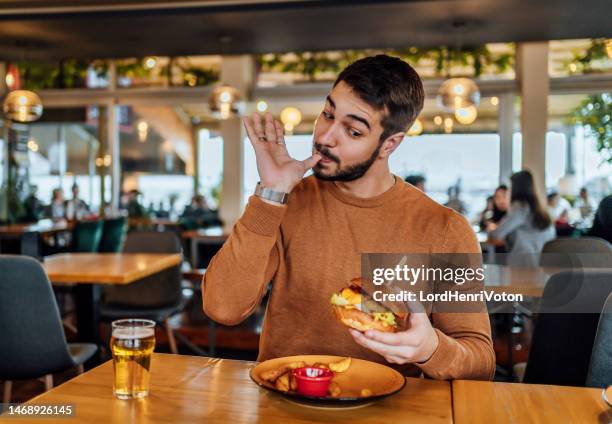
43, 253, 182, 346
483, 264, 563, 298
182, 227, 229, 268
0, 219, 73, 258
21, 353, 452, 423
452, 380, 611, 423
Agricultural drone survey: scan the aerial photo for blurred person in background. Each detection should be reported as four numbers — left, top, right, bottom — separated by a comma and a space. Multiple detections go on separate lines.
180, 195, 223, 229
588, 195, 612, 244
547, 191, 571, 224
65, 183, 91, 220
23, 185, 44, 222
575, 187, 597, 221
479, 185, 508, 230
444, 185, 466, 215
46, 188, 66, 221
404, 174, 426, 192
488, 170, 555, 267
126, 189, 148, 218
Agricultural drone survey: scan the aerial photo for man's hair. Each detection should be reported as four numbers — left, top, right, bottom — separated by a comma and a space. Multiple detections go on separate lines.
333, 54, 425, 141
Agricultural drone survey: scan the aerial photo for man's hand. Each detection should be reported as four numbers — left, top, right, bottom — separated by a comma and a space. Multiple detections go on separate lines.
243, 112, 322, 193
349, 312, 439, 364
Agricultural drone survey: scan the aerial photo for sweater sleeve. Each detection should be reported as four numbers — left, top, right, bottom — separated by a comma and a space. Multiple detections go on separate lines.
416, 210, 496, 380
202, 196, 286, 325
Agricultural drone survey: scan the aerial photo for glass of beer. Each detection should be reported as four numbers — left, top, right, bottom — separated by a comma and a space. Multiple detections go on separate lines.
110, 319, 156, 399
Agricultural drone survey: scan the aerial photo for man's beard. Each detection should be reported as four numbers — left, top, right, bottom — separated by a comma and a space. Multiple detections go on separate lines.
312, 142, 382, 182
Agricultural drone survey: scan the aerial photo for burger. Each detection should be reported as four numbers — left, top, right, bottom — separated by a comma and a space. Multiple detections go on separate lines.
330, 278, 408, 333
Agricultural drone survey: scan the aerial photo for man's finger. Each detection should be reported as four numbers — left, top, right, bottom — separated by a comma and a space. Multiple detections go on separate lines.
363, 329, 419, 347
274, 120, 287, 146
251, 113, 265, 139
243, 116, 260, 147
349, 329, 405, 357
302, 152, 322, 170
264, 113, 277, 143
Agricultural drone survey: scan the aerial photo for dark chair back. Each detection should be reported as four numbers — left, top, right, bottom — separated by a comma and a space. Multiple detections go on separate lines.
540, 237, 612, 268
98, 217, 128, 253
586, 293, 612, 388
72, 220, 103, 252
0, 255, 76, 379
523, 270, 612, 386
102, 231, 182, 308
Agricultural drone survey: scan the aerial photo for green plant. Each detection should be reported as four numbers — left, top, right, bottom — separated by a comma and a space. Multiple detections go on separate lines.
570, 93, 612, 164
565, 38, 612, 74
257, 44, 514, 80
16, 59, 99, 90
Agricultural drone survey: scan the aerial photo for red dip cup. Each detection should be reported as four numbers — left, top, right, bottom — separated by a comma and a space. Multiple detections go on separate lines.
292, 367, 334, 396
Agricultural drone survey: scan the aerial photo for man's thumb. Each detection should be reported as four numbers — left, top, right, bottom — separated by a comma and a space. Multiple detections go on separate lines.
302, 152, 322, 170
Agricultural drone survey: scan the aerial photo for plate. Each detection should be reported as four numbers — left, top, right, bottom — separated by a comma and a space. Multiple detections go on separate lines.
250, 355, 406, 407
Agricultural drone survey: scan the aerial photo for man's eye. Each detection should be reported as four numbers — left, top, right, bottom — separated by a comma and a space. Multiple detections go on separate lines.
322, 111, 333, 120
348, 128, 362, 138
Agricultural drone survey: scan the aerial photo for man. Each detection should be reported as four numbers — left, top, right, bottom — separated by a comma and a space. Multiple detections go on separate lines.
203, 55, 494, 380
65, 183, 90, 220
575, 187, 596, 221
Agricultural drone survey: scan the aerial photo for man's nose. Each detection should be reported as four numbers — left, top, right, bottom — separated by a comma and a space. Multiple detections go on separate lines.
317, 122, 338, 147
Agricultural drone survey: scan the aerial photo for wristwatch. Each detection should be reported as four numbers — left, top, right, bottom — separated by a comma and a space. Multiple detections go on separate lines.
254, 182, 289, 205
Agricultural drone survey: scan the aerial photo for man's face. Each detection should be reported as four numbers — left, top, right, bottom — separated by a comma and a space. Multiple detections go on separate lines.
312, 81, 387, 182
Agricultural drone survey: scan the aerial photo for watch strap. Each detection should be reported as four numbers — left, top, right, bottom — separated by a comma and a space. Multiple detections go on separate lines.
254, 182, 289, 205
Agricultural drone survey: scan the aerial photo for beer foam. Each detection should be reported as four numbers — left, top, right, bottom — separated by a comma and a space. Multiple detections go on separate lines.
112, 328, 155, 339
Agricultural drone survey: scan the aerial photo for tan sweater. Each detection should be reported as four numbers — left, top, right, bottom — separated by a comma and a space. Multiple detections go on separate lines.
203, 175, 495, 380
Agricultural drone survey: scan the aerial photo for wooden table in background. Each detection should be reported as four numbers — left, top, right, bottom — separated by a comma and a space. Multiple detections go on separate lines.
182, 227, 229, 268
483, 264, 563, 298
22, 353, 452, 423
0, 219, 73, 258
43, 253, 182, 345
452, 380, 610, 423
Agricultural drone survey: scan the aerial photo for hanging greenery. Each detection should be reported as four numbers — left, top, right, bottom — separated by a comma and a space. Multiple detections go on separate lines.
257, 45, 514, 81
571, 93, 612, 164
565, 38, 612, 74
16, 59, 101, 90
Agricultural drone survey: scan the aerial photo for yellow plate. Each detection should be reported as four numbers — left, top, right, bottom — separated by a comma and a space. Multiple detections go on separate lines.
250, 355, 406, 406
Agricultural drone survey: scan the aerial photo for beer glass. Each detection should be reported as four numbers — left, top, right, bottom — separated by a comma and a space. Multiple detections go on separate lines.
110, 319, 156, 399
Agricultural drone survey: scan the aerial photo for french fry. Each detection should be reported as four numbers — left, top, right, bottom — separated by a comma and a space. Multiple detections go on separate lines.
328, 357, 351, 373
260, 366, 289, 382
328, 381, 342, 397
275, 372, 290, 392
289, 372, 298, 391
287, 361, 306, 369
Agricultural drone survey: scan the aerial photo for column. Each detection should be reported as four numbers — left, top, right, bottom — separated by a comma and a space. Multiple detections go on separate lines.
516, 42, 549, 203
218, 55, 256, 227
108, 102, 121, 213
498, 93, 515, 185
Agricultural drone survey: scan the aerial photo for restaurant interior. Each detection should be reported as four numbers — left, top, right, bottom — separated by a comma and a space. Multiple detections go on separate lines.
0, 0, 611, 422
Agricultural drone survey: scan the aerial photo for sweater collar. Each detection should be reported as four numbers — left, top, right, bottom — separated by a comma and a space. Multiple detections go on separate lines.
320, 174, 404, 208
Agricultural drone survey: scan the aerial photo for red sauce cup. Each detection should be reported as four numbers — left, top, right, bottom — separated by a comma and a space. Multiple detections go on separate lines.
292, 367, 334, 397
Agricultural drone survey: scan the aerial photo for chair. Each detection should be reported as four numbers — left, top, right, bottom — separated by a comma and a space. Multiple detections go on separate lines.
98, 217, 128, 253
522, 270, 612, 386
100, 231, 184, 354
540, 237, 612, 268
0, 255, 97, 403
71, 219, 103, 252
586, 293, 612, 388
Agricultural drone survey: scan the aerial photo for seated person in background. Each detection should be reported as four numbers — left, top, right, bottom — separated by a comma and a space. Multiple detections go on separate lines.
404, 174, 426, 192
46, 188, 66, 221
180, 195, 223, 229
126, 190, 149, 218
488, 171, 555, 267
65, 183, 91, 220
479, 185, 508, 230
23, 185, 45, 222
575, 187, 597, 221
444, 185, 466, 215
588, 195, 612, 244
547, 191, 571, 224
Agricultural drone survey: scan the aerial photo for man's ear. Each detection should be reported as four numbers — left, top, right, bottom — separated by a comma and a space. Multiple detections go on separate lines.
380, 132, 405, 158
